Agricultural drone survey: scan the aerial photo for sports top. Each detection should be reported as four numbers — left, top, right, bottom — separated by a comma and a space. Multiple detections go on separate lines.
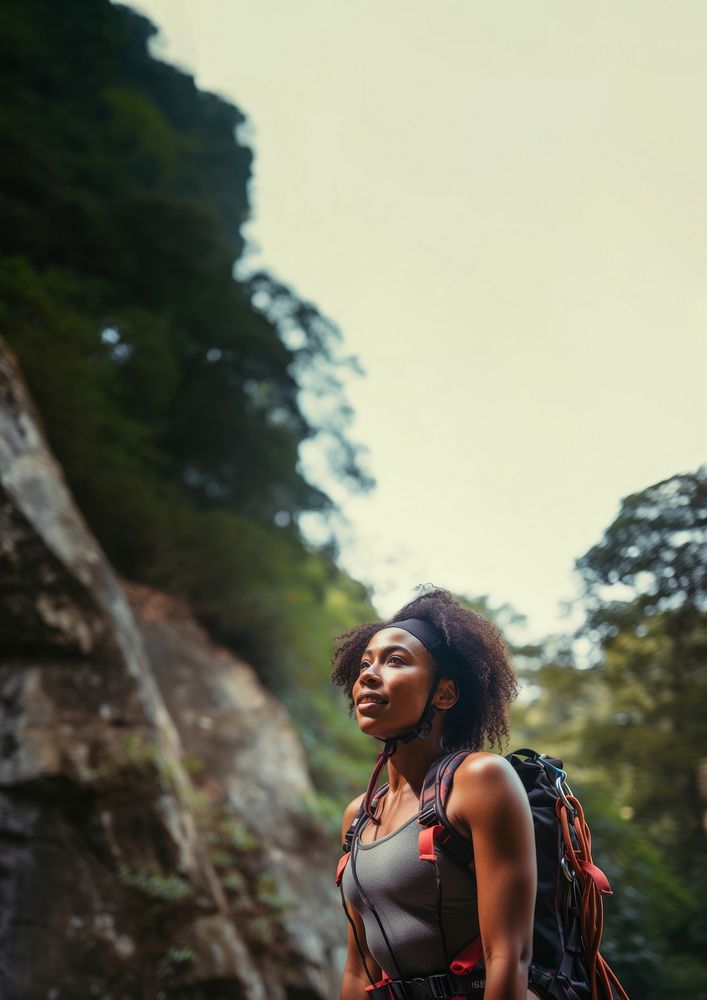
341, 810, 479, 979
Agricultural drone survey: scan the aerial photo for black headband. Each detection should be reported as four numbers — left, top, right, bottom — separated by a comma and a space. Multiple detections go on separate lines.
385, 618, 458, 676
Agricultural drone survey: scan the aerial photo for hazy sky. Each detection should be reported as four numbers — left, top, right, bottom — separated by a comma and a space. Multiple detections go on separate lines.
132, 0, 705, 637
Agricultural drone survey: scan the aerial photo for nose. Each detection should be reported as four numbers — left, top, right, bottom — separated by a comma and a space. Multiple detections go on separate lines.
358, 662, 382, 687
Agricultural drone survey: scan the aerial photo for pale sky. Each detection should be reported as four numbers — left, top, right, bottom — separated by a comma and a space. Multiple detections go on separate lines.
131, 0, 705, 638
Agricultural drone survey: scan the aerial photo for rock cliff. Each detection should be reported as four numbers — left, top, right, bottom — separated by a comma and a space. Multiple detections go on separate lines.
0, 338, 343, 999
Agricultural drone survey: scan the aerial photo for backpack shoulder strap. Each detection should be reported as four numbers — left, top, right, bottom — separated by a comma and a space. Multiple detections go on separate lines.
336, 783, 389, 885
417, 750, 475, 871
418, 750, 470, 826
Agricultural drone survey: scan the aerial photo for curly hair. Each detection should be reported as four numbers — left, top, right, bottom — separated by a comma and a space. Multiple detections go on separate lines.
331, 587, 518, 751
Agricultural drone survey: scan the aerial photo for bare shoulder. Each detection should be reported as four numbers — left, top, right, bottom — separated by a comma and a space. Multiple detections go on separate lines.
450, 751, 529, 825
455, 750, 520, 785
341, 792, 365, 841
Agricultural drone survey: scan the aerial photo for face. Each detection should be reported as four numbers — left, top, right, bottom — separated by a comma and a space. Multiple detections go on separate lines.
352, 627, 441, 740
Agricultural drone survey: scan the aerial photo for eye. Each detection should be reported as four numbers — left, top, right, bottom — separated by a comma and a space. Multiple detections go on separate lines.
387, 654, 403, 665
359, 659, 371, 673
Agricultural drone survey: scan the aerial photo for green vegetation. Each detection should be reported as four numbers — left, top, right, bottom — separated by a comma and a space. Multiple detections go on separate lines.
0, 0, 376, 807
156, 945, 196, 982
118, 865, 192, 904
197, 796, 293, 955
1, 2, 704, 994
81, 733, 169, 793
513, 467, 707, 998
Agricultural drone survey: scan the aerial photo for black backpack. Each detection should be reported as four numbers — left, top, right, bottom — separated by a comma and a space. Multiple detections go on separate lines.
337, 748, 629, 1000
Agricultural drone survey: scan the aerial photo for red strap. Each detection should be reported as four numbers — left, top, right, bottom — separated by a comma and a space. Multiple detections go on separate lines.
577, 858, 613, 896
335, 853, 350, 886
449, 935, 483, 974
418, 823, 445, 861
365, 974, 392, 994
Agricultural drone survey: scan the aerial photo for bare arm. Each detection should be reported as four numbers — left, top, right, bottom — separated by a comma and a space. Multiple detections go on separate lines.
450, 754, 536, 1000
339, 795, 382, 1000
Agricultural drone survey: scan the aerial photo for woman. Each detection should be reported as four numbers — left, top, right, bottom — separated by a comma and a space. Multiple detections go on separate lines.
332, 587, 537, 1000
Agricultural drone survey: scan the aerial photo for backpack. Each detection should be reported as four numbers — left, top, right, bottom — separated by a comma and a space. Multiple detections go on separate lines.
336, 748, 629, 1000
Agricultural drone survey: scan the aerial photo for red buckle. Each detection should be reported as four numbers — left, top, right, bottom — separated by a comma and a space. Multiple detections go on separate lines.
335, 853, 350, 886
450, 934, 483, 974
418, 823, 445, 861
365, 974, 393, 996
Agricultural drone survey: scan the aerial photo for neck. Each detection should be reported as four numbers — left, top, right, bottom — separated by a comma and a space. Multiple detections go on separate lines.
383, 732, 445, 795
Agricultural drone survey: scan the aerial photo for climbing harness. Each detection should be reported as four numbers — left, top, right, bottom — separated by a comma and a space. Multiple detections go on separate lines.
337, 747, 630, 1000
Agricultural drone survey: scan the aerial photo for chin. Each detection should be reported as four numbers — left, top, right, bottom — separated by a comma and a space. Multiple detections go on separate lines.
356, 715, 389, 739
357, 716, 405, 743
356, 715, 380, 735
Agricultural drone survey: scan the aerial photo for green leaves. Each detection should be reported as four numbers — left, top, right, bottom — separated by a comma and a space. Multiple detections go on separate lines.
577, 467, 707, 624
514, 467, 707, 997
0, 0, 373, 679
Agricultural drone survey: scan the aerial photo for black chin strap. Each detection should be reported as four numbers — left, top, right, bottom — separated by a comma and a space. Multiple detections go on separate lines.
362, 666, 442, 823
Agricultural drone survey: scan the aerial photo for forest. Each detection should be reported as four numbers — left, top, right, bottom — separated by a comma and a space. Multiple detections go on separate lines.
0, 1, 705, 996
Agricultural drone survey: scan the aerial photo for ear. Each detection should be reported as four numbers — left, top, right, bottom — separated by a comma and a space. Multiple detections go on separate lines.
434, 677, 458, 711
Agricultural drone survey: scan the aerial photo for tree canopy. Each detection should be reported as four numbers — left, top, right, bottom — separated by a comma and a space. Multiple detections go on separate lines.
0, 0, 377, 807
514, 467, 707, 998
0, 0, 372, 644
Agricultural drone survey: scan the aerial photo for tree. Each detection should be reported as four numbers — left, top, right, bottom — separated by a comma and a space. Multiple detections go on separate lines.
0, 0, 373, 655
0, 0, 383, 827
508, 470, 707, 996
573, 467, 707, 997
576, 467, 707, 870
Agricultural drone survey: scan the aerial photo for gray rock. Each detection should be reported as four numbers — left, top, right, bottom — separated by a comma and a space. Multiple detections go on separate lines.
0, 339, 342, 999
127, 582, 344, 999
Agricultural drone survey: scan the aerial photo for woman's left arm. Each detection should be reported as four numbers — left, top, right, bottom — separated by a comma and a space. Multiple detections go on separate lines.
451, 753, 536, 1000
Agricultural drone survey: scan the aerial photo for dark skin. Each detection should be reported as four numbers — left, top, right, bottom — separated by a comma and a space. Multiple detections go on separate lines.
339, 628, 537, 1000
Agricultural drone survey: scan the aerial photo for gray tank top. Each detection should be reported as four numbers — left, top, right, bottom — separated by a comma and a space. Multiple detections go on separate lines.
341, 812, 480, 978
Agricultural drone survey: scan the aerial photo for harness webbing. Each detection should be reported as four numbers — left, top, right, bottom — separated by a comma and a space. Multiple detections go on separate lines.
340, 777, 479, 999
362, 663, 443, 823
344, 789, 408, 985
338, 875, 378, 989
340, 748, 632, 1000
361, 740, 398, 823
433, 853, 452, 972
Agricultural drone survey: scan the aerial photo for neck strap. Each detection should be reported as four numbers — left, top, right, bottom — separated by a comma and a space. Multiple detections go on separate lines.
363, 617, 453, 821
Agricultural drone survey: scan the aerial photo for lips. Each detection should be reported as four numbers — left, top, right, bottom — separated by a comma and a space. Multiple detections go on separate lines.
356, 693, 387, 708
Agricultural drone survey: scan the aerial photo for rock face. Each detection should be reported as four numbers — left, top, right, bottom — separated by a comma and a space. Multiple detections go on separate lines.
125, 582, 345, 999
0, 338, 343, 999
